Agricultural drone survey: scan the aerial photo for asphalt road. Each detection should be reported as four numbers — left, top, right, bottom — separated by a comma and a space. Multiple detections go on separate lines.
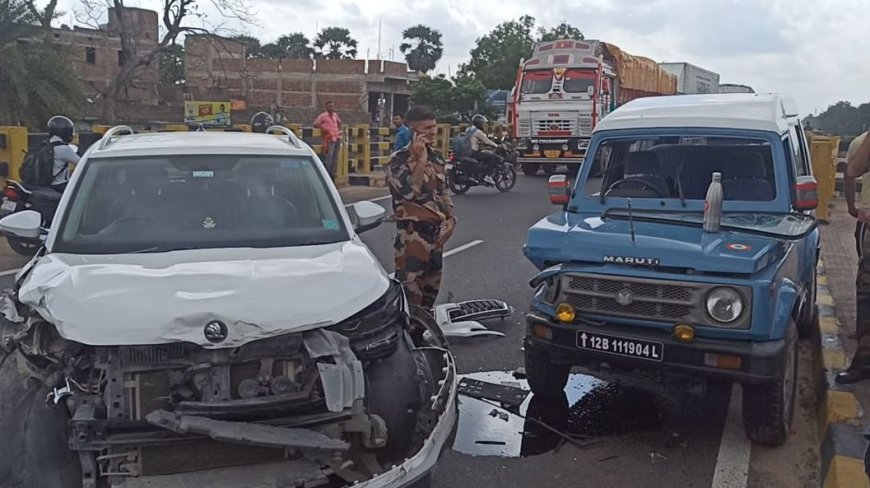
0, 174, 820, 487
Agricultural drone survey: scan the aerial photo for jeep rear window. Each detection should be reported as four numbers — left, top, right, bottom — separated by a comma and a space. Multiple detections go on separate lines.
585, 136, 776, 202
55, 154, 347, 254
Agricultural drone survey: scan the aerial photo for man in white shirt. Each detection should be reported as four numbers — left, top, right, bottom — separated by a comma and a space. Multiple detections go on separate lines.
46, 115, 80, 193
468, 114, 500, 185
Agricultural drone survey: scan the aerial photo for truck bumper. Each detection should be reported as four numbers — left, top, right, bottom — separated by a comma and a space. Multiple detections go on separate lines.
524, 312, 787, 385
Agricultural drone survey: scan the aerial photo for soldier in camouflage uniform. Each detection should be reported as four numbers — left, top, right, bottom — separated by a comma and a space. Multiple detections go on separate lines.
385, 106, 456, 313
838, 130, 870, 383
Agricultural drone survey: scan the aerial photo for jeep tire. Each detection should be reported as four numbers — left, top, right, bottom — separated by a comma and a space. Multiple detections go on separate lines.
524, 343, 570, 397
741, 321, 798, 446
797, 272, 819, 339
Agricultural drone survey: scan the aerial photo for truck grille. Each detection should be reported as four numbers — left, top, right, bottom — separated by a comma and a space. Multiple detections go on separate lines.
578, 116, 593, 134
534, 119, 576, 134
561, 274, 697, 322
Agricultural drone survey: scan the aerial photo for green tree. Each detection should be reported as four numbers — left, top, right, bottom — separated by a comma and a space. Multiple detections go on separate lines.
410, 73, 492, 123
0, 0, 83, 126
538, 21, 584, 42
314, 27, 357, 60
399, 24, 443, 73
816, 101, 865, 136
458, 15, 536, 90
158, 43, 185, 84
231, 34, 261, 58
261, 33, 314, 59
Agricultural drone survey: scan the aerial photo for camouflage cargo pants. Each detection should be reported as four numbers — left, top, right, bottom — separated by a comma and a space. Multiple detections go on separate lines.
856, 223, 870, 365
393, 220, 444, 311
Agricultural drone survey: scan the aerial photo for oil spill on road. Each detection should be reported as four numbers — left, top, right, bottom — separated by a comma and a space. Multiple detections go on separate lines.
451, 371, 670, 458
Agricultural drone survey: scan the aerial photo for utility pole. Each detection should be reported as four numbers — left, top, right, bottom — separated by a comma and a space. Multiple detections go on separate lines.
377, 17, 382, 60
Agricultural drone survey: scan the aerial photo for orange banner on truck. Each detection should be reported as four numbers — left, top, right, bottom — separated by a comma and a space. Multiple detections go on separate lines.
603, 43, 678, 97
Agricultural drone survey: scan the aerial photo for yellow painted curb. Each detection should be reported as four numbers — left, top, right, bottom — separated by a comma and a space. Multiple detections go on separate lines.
823, 456, 870, 488
819, 293, 835, 307
824, 349, 847, 370
819, 275, 830, 286
827, 390, 862, 424
820, 315, 840, 335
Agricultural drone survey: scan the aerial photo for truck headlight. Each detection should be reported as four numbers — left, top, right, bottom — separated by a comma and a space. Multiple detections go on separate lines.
706, 287, 744, 323
533, 144, 540, 151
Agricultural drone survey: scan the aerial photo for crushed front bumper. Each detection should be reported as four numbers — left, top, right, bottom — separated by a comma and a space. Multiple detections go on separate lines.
525, 312, 787, 385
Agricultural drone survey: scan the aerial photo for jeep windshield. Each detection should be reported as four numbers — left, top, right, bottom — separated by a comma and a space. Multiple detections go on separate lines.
584, 135, 777, 203
603, 209, 816, 239
55, 154, 348, 254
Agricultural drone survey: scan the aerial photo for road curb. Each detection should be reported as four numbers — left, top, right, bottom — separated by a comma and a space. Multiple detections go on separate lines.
815, 259, 869, 488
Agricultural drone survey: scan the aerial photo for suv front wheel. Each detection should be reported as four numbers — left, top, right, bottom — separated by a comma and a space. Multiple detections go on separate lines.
524, 343, 570, 397
741, 321, 798, 446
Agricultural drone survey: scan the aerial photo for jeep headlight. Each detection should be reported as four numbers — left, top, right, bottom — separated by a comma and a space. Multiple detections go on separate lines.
706, 287, 744, 323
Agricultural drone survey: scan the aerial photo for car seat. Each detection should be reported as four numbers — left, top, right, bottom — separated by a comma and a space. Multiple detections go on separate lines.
605, 151, 670, 198
721, 151, 773, 201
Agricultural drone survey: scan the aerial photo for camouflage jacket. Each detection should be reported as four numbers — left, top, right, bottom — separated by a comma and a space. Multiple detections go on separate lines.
385, 146, 454, 224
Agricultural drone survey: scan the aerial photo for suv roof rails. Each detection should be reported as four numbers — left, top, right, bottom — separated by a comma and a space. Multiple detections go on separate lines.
97, 125, 134, 150
265, 125, 303, 149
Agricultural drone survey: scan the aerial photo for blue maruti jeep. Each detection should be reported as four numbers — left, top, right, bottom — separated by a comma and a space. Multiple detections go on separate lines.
522, 94, 820, 447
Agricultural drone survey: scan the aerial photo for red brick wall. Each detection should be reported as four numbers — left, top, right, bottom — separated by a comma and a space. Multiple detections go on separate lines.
382, 61, 408, 77
316, 81, 361, 94
316, 59, 366, 75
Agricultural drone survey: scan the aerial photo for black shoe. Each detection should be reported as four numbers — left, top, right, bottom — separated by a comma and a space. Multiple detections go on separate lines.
835, 367, 870, 384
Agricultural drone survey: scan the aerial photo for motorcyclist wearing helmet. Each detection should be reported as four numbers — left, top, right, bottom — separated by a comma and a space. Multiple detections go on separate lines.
250, 111, 275, 134
47, 115, 80, 193
468, 114, 500, 185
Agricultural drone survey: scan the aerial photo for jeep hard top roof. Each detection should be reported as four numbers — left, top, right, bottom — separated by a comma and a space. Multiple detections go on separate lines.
594, 93, 799, 135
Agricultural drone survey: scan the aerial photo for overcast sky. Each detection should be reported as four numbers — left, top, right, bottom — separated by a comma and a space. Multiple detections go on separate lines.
49, 0, 868, 116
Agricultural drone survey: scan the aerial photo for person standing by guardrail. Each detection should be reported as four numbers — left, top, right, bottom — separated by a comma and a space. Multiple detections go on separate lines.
838, 129, 870, 383
392, 112, 411, 151
313, 100, 342, 180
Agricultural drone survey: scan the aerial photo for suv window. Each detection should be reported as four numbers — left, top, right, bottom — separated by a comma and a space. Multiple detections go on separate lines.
584, 136, 777, 201
56, 154, 347, 254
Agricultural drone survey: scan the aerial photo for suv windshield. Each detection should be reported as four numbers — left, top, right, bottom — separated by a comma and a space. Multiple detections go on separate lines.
584, 136, 776, 202
56, 154, 347, 254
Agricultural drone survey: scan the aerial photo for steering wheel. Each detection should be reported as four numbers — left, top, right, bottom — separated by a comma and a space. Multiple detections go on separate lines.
606, 178, 668, 198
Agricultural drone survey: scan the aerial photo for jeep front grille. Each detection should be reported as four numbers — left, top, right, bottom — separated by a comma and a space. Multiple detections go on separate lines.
561, 274, 698, 322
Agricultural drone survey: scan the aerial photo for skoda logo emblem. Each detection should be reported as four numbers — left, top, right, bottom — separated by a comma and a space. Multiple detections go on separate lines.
204, 321, 228, 343
615, 289, 634, 307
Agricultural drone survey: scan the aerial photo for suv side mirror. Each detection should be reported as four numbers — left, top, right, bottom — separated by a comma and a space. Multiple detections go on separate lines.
350, 200, 387, 234
794, 175, 818, 211
0, 210, 41, 238
548, 175, 571, 206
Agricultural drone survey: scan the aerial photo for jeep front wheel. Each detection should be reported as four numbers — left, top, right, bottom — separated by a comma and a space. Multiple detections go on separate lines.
797, 271, 819, 339
524, 343, 570, 397
741, 321, 798, 446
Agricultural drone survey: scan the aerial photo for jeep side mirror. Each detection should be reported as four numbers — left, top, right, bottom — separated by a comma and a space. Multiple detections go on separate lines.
350, 200, 387, 234
548, 175, 571, 206
794, 175, 818, 211
0, 210, 41, 238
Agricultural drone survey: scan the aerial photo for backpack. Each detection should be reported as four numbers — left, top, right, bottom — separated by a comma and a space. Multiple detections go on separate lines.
20, 139, 64, 187
451, 127, 477, 157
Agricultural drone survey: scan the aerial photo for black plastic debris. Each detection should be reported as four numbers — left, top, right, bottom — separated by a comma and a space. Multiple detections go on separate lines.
458, 378, 529, 408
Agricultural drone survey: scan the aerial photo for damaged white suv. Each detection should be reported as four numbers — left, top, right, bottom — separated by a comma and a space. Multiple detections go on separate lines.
0, 126, 457, 488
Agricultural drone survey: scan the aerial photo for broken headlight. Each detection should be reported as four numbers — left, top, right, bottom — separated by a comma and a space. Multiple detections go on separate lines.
328, 281, 405, 360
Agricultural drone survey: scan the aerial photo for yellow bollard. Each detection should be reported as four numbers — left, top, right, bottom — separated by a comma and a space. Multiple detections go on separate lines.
0, 126, 28, 184
808, 133, 839, 221
355, 125, 371, 173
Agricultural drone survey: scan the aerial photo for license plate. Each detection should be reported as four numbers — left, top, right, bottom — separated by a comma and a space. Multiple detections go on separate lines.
576, 331, 663, 362
544, 150, 561, 159
1, 200, 16, 212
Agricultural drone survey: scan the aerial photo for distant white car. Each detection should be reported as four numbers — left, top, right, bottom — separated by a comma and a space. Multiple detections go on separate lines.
0, 126, 457, 488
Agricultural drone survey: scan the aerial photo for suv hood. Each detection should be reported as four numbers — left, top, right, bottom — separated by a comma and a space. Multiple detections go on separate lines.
17, 240, 391, 347
525, 213, 787, 274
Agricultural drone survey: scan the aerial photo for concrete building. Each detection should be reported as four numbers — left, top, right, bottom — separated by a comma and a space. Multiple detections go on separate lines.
184, 35, 416, 125
50, 7, 159, 104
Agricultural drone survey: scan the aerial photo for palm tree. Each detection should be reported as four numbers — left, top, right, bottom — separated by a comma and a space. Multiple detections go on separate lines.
400, 25, 443, 73
260, 33, 314, 59
314, 27, 357, 60
0, 0, 83, 126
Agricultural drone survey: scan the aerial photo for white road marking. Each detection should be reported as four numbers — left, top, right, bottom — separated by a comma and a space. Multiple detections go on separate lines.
711, 384, 751, 488
0, 268, 21, 277
388, 239, 485, 278
343, 194, 391, 207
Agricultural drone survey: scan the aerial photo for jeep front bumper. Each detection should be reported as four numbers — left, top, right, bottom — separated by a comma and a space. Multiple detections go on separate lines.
525, 312, 787, 385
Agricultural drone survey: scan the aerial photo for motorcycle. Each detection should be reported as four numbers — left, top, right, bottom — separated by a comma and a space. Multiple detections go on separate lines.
0, 179, 60, 256
490, 135, 518, 167
446, 144, 518, 195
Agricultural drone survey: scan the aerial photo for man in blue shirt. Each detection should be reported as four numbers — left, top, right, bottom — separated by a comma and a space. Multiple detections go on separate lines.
392, 112, 411, 151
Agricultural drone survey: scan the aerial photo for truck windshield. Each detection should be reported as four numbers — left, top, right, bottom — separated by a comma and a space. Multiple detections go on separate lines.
562, 69, 596, 94
55, 154, 348, 254
585, 136, 777, 202
521, 70, 553, 94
